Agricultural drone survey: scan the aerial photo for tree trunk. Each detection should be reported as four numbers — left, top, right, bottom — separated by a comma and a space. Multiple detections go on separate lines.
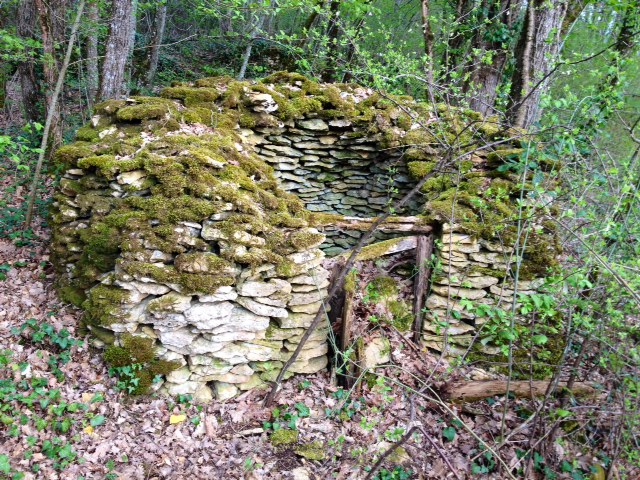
98, 0, 135, 101
51, 0, 67, 64
466, 1, 522, 116
123, 0, 138, 94
238, 6, 267, 80
25, 0, 86, 228
146, 2, 167, 87
507, 0, 570, 128
321, 0, 341, 82
17, 0, 40, 122
34, 0, 63, 150
420, 0, 434, 86
86, 0, 99, 106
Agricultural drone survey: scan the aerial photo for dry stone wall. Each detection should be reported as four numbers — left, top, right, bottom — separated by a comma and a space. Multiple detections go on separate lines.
243, 118, 422, 256
50, 73, 559, 400
423, 225, 546, 355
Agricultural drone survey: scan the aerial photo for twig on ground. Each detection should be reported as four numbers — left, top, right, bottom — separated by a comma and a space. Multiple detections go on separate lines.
364, 426, 418, 480
420, 427, 464, 480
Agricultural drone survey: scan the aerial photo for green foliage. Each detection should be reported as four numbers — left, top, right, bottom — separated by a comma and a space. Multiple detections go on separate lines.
325, 388, 366, 421
0, 123, 49, 239
262, 401, 311, 432
0, 319, 106, 476
11, 318, 82, 381
103, 334, 179, 395
372, 466, 413, 480
442, 425, 456, 442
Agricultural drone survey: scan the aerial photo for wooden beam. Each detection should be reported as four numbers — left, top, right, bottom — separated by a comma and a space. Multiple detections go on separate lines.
316, 215, 434, 234
339, 236, 419, 261
412, 234, 434, 343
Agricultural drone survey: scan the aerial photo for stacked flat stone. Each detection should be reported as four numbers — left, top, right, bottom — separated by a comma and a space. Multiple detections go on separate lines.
56, 159, 332, 401
242, 118, 422, 255
423, 224, 545, 355
50, 82, 347, 401
51, 73, 557, 399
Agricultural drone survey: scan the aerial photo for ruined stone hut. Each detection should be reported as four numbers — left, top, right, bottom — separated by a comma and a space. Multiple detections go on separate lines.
50, 72, 560, 401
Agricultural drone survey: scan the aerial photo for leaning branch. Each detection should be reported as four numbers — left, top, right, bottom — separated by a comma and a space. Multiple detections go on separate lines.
24, 0, 86, 228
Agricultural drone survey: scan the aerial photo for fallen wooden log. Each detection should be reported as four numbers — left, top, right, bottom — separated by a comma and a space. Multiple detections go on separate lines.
442, 380, 598, 402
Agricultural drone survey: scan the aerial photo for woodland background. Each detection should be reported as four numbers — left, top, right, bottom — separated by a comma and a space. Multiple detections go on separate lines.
0, 0, 639, 479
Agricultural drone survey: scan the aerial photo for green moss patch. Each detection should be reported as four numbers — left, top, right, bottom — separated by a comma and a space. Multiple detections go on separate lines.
269, 429, 299, 446
294, 441, 325, 460
116, 103, 169, 121
104, 334, 181, 395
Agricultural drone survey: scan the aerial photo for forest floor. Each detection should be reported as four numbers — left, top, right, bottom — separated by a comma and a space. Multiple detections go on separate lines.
0, 165, 624, 480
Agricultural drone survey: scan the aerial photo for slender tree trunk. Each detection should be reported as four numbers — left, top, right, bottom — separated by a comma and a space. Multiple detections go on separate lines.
34, 0, 63, 150
466, 0, 522, 116
146, 2, 167, 87
25, 0, 86, 228
420, 0, 434, 85
86, 0, 99, 106
321, 0, 341, 82
238, 4, 267, 80
17, 0, 40, 122
98, 0, 135, 100
507, 0, 570, 128
125, 0, 138, 94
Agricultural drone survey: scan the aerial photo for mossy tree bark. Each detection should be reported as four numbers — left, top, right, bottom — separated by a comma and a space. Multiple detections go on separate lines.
98, 0, 135, 100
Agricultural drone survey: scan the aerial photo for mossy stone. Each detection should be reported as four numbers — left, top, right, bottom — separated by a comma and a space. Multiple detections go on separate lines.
294, 441, 325, 460
116, 104, 169, 121
270, 429, 299, 446
54, 143, 94, 167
